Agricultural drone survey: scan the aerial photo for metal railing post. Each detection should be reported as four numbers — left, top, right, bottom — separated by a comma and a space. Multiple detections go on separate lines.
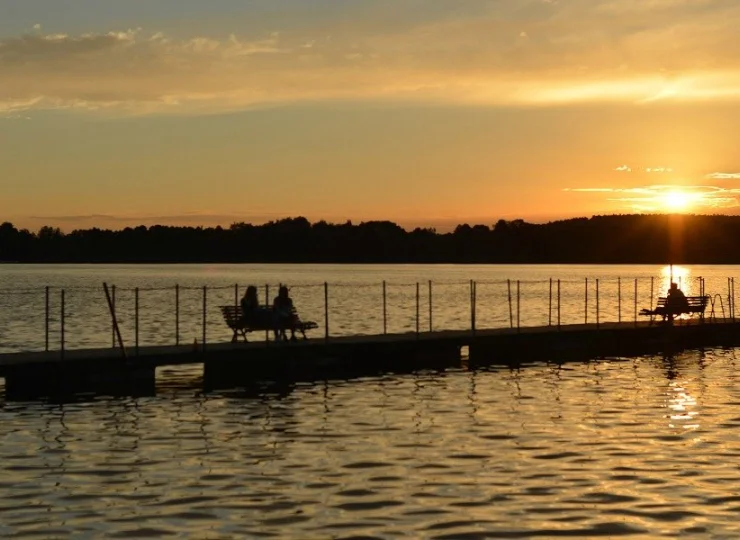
45, 286, 49, 352
382, 280, 387, 334
265, 284, 270, 341
516, 280, 520, 332
428, 280, 433, 332
618, 277, 621, 323
507, 279, 513, 329
634, 278, 638, 327
135, 287, 139, 356
473, 280, 477, 334
596, 278, 600, 329
584, 278, 588, 325
324, 282, 329, 341
175, 284, 180, 346
111, 284, 116, 348
548, 278, 552, 326
60, 289, 65, 360
415, 282, 420, 337
202, 285, 207, 352
557, 279, 561, 329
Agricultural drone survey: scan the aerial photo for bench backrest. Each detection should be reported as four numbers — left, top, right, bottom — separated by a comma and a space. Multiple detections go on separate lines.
654, 295, 709, 309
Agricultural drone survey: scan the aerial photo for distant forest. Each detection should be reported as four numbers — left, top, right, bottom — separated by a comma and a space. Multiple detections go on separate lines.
1, 214, 739, 264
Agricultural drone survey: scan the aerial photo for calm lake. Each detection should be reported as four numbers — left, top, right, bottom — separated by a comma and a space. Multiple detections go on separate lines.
2, 265, 740, 538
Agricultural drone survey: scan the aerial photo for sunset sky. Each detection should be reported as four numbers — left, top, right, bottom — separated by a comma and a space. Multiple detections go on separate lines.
2, 0, 740, 231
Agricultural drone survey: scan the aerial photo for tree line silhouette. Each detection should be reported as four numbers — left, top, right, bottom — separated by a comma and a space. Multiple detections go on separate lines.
0, 214, 738, 264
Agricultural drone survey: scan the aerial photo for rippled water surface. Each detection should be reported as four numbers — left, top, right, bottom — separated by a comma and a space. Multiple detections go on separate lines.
3, 348, 740, 538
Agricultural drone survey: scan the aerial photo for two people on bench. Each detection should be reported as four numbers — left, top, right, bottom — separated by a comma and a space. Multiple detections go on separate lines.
665, 282, 689, 321
240, 284, 298, 341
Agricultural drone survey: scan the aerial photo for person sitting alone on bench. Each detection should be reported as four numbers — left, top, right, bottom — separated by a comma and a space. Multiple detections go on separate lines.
273, 285, 298, 341
665, 282, 689, 322
241, 285, 272, 327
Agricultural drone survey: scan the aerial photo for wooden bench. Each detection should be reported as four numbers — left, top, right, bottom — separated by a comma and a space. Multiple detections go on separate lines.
220, 305, 318, 342
639, 295, 709, 323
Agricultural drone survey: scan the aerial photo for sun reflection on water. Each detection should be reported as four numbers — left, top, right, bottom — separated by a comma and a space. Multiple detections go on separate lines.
666, 382, 699, 430
660, 265, 693, 296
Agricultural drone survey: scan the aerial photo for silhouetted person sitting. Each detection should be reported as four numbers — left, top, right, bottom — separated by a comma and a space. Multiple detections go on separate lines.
665, 282, 689, 322
273, 285, 297, 341
241, 285, 272, 327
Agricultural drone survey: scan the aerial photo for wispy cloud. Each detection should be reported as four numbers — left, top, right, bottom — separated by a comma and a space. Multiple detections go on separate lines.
614, 165, 632, 172
3, 0, 740, 115
565, 184, 740, 212
706, 172, 740, 179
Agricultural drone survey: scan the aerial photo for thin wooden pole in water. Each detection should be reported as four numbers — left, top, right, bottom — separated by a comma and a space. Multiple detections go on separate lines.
557, 279, 561, 330
618, 277, 621, 323
548, 278, 552, 326
60, 289, 65, 360
135, 287, 139, 356
382, 280, 387, 334
650, 277, 655, 312
202, 286, 207, 352
234, 283, 238, 311
324, 282, 329, 341
45, 286, 49, 352
507, 279, 513, 329
415, 282, 420, 337
584, 278, 588, 325
428, 280, 433, 332
175, 284, 180, 346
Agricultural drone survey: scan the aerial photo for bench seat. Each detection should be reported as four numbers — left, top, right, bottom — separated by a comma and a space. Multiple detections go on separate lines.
220, 305, 318, 342
639, 295, 709, 323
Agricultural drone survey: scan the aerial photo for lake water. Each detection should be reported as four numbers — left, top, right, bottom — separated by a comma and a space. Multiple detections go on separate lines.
0, 263, 738, 354
3, 265, 740, 538
3, 349, 740, 537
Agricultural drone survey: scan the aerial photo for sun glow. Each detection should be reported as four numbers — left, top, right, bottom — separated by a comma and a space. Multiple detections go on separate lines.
662, 190, 692, 212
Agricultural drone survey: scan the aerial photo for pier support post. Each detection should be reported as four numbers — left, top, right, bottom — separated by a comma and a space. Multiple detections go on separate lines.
557, 279, 561, 330
618, 277, 621, 323
584, 278, 588, 325
548, 278, 552, 326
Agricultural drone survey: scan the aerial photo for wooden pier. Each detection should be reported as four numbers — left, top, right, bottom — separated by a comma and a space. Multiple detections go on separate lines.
2, 319, 740, 400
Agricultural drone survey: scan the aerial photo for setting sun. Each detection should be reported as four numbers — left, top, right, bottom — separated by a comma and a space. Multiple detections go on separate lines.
662, 190, 692, 212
